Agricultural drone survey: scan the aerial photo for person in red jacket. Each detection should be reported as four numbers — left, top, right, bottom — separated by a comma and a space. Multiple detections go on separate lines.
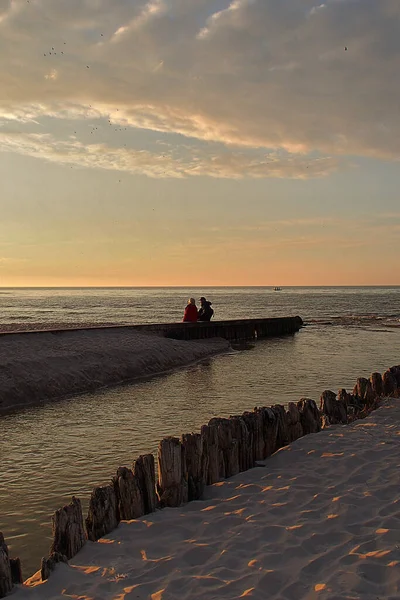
183, 297, 198, 322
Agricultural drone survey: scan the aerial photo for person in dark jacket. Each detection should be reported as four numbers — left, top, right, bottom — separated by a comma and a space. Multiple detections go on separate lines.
198, 296, 214, 321
183, 298, 198, 322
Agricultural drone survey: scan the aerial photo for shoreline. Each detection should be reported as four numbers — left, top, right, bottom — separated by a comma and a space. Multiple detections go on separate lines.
12, 398, 400, 599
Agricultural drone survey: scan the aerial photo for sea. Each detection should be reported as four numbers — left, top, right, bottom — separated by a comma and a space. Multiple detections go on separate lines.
1, 286, 400, 577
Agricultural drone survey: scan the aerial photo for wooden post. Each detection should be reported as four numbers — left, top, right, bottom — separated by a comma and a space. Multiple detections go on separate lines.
50, 496, 86, 559
182, 433, 208, 501
286, 403, 303, 442
86, 485, 119, 542
363, 379, 377, 407
229, 416, 252, 472
338, 388, 363, 419
113, 467, 144, 520
241, 411, 256, 464
271, 405, 290, 449
389, 365, 400, 390
208, 418, 239, 478
353, 377, 369, 403
157, 437, 187, 507
0, 533, 12, 599
134, 454, 157, 514
370, 373, 383, 398
9, 559, 22, 585
337, 388, 353, 406
40, 552, 68, 582
353, 377, 376, 407
201, 424, 219, 485
297, 398, 321, 434
320, 390, 347, 425
382, 370, 397, 396
251, 409, 266, 461
260, 406, 278, 459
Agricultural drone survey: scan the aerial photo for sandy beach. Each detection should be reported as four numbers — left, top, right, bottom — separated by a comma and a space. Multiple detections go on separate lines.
0, 328, 230, 413
12, 398, 400, 600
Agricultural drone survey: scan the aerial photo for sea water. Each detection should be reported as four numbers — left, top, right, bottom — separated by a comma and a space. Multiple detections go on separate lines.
0, 286, 399, 576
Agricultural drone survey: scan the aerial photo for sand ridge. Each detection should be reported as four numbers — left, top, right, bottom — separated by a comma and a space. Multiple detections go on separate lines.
14, 400, 400, 599
0, 328, 230, 413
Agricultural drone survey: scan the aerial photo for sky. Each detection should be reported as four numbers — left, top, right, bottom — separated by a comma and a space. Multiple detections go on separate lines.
0, 0, 399, 287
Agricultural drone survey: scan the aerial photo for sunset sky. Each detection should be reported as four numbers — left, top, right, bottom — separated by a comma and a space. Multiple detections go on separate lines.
0, 0, 399, 286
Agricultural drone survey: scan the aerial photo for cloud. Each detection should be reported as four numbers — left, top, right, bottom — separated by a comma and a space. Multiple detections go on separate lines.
0, 0, 399, 177
0, 130, 340, 178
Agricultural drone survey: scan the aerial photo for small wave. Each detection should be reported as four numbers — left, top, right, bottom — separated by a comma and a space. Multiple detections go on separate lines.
363, 328, 398, 333
6, 316, 35, 321
305, 314, 400, 329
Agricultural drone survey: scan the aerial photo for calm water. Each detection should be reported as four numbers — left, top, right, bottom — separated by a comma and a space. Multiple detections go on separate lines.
1, 287, 400, 577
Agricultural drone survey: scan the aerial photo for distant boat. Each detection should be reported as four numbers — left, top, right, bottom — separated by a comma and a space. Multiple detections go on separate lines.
273, 287, 282, 291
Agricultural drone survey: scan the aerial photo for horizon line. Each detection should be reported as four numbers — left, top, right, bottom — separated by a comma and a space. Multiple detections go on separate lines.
1, 285, 399, 290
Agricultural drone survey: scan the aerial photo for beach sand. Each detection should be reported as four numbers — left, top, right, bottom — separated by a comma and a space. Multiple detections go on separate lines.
0, 328, 230, 413
14, 399, 400, 600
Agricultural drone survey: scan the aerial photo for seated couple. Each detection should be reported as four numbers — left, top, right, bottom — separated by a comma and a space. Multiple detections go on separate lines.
183, 297, 214, 323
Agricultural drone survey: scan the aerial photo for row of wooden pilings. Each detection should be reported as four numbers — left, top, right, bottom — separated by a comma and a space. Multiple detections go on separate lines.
1, 364, 399, 596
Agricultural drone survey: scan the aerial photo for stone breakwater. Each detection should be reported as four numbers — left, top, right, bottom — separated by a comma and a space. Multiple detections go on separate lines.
0, 329, 231, 414
0, 363, 399, 596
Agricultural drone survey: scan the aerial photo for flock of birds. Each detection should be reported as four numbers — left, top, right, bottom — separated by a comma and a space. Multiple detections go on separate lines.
40, 35, 133, 181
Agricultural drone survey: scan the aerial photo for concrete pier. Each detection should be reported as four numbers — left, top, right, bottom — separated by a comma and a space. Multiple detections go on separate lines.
0, 316, 303, 342
133, 316, 303, 341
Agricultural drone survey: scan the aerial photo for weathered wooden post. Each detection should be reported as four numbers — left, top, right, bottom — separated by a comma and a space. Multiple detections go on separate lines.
251, 408, 266, 461
271, 405, 290, 449
208, 418, 239, 478
0, 533, 12, 598
260, 406, 278, 458
382, 370, 397, 396
182, 433, 208, 501
51, 496, 86, 559
338, 389, 362, 420
364, 380, 376, 406
241, 411, 256, 464
86, 485, 119, 542
320, 390, 347, 425
389, 365, 400, 391
370, 373, 383, 398
157, 437, 188, 507
134, 454, 157, 514
286, 403, 303, 442
9, 559, 22, 586
297, 398, 321, 434
40, 552, 68, 582
353, 377, 376, 407
201, 424, 220, 485
337, 388, 353, 406
113, 467, 144, 520
229, 415, 252, 472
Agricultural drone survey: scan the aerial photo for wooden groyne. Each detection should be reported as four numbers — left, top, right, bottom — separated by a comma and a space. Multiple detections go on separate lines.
0, 316, 303, 342
1, 363, 399, 595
